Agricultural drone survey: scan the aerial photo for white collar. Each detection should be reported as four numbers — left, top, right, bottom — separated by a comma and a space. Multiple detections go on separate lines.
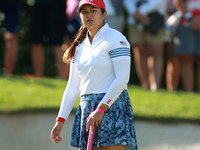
86, 23, 109, 44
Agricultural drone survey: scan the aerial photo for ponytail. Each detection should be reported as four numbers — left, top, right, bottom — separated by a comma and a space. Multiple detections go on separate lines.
63, 25, 88, 63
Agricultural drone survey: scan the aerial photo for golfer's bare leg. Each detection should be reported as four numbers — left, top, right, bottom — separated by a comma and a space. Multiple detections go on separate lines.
79, 145, 125, 150
100, 145, 125, 150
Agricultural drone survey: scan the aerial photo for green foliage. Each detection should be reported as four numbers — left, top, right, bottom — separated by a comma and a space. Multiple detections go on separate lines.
0, 75, 199, 123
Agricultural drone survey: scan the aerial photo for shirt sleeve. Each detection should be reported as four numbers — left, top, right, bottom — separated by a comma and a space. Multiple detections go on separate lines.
100, 35, 131, 107
57, 58, 80, 120
100, 59, 130, 107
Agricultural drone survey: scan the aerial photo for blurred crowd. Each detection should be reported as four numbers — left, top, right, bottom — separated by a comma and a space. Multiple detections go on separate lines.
0, 0, 200, 93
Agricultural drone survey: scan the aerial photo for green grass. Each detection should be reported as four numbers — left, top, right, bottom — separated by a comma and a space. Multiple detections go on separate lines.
129, 86, 200, 123
0, 75, 67, 112
0, 75, 200, 123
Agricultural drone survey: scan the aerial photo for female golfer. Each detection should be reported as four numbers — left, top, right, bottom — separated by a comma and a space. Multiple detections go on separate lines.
51, 0, 138, 149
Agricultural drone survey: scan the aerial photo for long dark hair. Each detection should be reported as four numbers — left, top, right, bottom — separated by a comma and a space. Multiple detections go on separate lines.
63, 8, 105, 63
63, 25, 88, 63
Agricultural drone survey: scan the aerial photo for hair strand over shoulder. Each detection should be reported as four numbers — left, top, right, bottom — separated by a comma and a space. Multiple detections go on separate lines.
63, 25, 88, 63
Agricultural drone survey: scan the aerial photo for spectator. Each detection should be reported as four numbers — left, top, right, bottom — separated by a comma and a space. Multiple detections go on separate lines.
124, 0, 169, 91
173, 0, 200, 92
104, 0, 126, 33
30, 0, 66, 79
62, 0, 80, 79
165, 0, 180, 91
0, 0, 21, 75
64, 0, 80, 45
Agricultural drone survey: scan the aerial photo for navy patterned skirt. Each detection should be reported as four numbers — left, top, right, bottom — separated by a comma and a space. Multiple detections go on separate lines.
70, 90, 138, 150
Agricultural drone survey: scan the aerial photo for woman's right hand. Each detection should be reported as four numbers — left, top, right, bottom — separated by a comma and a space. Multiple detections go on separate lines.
51, 121, 64, 144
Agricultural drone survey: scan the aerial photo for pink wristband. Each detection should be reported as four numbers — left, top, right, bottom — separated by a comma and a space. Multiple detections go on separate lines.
95, 107, 105, 114
56, 117, 65, 123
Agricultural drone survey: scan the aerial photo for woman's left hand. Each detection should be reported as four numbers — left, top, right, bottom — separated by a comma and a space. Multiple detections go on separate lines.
86, 111, 104, 132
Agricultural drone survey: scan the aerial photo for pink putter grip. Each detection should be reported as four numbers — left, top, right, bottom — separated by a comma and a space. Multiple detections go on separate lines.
87, 125, 96, 150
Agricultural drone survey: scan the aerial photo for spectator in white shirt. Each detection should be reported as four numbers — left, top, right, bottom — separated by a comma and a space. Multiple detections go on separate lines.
124, 0, 169, 91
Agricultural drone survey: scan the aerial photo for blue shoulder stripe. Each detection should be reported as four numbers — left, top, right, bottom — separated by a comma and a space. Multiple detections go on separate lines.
71, 57, 75, 63
109, 47, 130, 58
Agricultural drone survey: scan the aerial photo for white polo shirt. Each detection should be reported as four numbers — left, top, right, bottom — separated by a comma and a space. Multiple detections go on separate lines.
58, 24, 131, 120
73, 23, 130, 96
